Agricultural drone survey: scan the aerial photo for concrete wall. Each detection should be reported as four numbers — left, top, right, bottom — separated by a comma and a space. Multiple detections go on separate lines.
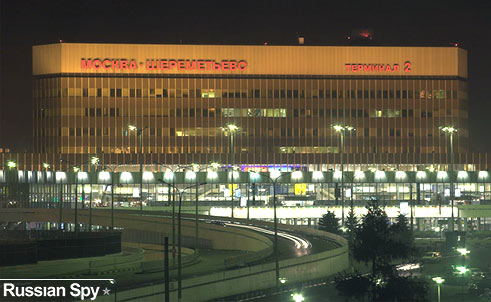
106, 225, 348, 301
0, 209, 348, 301
0, 209, 272, 253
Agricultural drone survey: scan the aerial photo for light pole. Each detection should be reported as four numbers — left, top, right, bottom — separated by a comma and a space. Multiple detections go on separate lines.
251, 170, 296, 287
332, 124, 355, 226
73, 166, 80, 234
128, 125, 148, 214
456, 247, 470, 267
97, 163, 123, 231
61, 156, 99, 233
163, 165, 187, 260
42, 163, 51, 208
189, 164, 206, 251
88, 156, 99, 232
221, 124, 239, 218
432, 277, 444, 302
6, 161, 17, 207
440, 126, 457, 231
174, 164, 207, 251
158, 179, 206, 302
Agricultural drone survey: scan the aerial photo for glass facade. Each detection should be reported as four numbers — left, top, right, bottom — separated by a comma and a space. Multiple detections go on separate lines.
27, 43, 484, 171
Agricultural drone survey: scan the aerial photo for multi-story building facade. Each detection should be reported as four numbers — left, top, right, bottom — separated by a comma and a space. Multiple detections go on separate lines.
29, 43, 483, 171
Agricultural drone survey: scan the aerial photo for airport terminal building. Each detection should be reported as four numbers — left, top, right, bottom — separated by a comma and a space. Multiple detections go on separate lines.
28, 43, 486, 171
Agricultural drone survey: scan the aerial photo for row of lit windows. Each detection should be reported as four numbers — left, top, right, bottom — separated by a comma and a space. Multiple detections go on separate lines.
55, 145, 453, 155
34, 87, 460, 101
38, 127, 455, 138
38, 107, 456, 119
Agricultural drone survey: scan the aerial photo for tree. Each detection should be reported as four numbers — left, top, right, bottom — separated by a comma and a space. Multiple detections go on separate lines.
318, 210, 341, 234
335, 200, 428, 301
345, 208, 358, 246
334, 271, 371, 301
376, 275, 429, 301
390, 214, 417, 260
351, 200, 395, 276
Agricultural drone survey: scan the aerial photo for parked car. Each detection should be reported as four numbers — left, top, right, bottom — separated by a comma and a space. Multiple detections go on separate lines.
422, 251, 441, 263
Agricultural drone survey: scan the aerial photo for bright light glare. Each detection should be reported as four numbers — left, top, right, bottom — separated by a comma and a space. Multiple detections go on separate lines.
291, 293, 305, 302
332, 124, 355, 132
395, 171, 406, 180
432, 277, 445, 284
185, 170, 196, 180
455, 266, 469, 274
440, 126, 457, 133
7, 161, 16, 168
456, 248, 470, 256
226, 124, 239, 132
312, 171, 324, 181
291, 170, 303, 180
128, 125, 137, 131
333, 124, 344, 132
396, 263, 421, 271
210, 162, 220, 171
226, 223, 310, 249
270, 170, 281, 179
91, 156, 100, 165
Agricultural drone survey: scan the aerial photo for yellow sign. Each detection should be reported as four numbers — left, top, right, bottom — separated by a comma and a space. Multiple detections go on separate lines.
294, 184, 306, 196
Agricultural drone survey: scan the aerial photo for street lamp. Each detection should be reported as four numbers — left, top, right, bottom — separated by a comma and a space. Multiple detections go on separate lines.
291, 293, 305, 302
457, 247, 470, 267
221, 123, 240, 218
432, 277, 444, 302
163, 165, 191, 260
210, 162, 220, 171
72, 166, 80, 233
190, 164, 206, 251
251, 170, 295, 287
455, 265, 469, 274
440, 126, 457, 231
97, 163, 125, 231
7, 160, 16, 169
178, 164, 207, 252
61, 157, 99, 233
128, 124, 148, 214
332, 124, 355, 226
42, 163, 52, 208
158, 179, 206, 302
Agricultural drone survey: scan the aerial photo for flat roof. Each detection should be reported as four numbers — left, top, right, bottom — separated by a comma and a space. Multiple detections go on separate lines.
33, 43, 467, 78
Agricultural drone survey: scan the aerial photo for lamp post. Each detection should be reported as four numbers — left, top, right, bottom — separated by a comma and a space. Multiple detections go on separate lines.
251, 170, 296, 287
73, 166, 80, 234
158, 179, 206, 302
42, 163, 51, 208
61, 156, 99, 233
432, 277, 444, 302
456, 248, 470, 267
128, 125, 148, 214
189, 164, 206, 251
6, 161, 17, 207
97, 163, 124, 231
440, 126, 457, 231
221, 124, 239, 218
163, 165, 186, 260
332, 124, 355, 226
174, 164, 207, 251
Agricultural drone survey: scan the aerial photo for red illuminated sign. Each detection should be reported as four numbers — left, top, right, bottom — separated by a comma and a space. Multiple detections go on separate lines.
80, 59, 247, 71
345, 61, 412, 73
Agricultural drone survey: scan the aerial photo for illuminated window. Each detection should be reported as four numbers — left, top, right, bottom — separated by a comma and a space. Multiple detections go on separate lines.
201, 89, 218, 98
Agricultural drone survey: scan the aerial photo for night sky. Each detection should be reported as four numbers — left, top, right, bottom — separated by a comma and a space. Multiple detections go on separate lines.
1, 0, 490, 153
